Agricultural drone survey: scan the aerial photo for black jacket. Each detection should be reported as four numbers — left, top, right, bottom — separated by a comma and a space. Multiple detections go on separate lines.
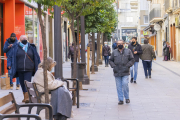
16, 45, 35, 71
128, 42, 143, 62
102, 45, 110, 56
109, 49, 135, 77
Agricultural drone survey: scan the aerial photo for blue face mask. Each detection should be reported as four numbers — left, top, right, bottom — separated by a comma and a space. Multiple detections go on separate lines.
105, 44, 107, 46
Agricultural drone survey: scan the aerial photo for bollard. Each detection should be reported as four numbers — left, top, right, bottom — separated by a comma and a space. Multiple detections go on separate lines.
87, 47, 90, 79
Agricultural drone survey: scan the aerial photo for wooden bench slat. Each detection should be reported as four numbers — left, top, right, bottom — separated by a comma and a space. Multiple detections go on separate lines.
0, 93, 13, 107
29, 89, 37, 97
8, 118, 19, 120
25, 81, 33, 88
0, 103, 16, 114
31, 96, 38, 103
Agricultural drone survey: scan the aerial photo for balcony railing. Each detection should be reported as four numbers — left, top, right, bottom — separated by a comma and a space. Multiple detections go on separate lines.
165, 0, 173, 13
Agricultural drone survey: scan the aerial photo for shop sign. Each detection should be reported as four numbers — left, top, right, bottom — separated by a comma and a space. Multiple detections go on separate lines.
143, 31, 148, 35
154, 24, 161, 31
175, 16, 180, 27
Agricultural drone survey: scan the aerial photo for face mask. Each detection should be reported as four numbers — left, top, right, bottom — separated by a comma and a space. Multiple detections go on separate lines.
105, 44, 107, 46
132, 41, 135, 44
22, 40, 27, 45
10, 38, 15, 42
118, 45, 123, 49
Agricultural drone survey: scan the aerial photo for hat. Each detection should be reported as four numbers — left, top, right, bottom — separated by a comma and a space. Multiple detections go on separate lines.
10, 33, 16, 37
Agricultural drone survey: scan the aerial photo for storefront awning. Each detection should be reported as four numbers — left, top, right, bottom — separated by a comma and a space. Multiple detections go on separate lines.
143, 24, 154, 31
150, 18, 163, 23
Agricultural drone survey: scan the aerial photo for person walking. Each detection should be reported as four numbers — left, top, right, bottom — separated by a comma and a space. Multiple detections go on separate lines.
112, 41, 117, 50
128, 37, 143, 83
68, 43, 78, 62
163, 42, 169, 61
167, 42, 171, 61
141, 39, 156, 79
109, 40, 135, 105
3, 33, 20, 90
7, 35, 40, 103
102, 42, 111, 67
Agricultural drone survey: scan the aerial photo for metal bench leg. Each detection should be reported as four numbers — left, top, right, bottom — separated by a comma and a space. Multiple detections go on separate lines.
27, 106, 33, 120
77, 82, 79, 108
36, 107, 43, 115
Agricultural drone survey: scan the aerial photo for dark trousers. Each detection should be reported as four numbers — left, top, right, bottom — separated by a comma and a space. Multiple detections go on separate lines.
142, 60, 152, 77
104, 56, 109, 65
18, 71, 33, 92
168, 53, 171, 60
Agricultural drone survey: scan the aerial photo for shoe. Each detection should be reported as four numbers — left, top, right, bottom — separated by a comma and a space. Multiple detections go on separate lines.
134, 81, 136, 84
126, 99, 130, 103
24, 92, 29, 103
149, 76, 151, 78
16, 85, 20, 90
118, 101, 124, 105
130, 78, 133, 83
10, 84, 13, 90
145, 76, 148, 79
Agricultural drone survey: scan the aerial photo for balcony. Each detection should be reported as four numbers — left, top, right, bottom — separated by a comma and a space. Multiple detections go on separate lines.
130, 0, 138, 6
131, 5, 138, 9
165, 0, 174, 13
149, 4, 163, 23
173, 0, 180, 14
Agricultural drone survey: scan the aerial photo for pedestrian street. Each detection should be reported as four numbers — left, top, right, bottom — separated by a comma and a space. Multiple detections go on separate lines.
1, 57, 180, 120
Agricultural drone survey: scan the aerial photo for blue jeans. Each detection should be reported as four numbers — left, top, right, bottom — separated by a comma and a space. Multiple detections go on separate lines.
130, 62, 139, 81
115, 76, 129, 101
142, 60, 152, 77
18, 71, 33, 92
104, 56, 109, 65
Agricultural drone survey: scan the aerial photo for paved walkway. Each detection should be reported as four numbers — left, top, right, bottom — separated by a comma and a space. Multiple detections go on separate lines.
1, 57, 180, 120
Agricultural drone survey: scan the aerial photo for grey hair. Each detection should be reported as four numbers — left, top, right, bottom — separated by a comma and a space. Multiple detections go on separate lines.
38, 57, 56, 71
117, 40, 125, 43
19, 35, 27, 40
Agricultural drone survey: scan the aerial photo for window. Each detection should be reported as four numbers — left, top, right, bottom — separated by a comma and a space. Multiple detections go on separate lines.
126, 17, 133, 22
144, 15, 149, 24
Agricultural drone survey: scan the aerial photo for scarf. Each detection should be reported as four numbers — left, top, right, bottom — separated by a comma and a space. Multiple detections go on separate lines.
19, 42, 28, 53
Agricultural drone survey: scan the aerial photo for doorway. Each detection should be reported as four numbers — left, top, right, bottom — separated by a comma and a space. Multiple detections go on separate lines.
170, 24, 176, 60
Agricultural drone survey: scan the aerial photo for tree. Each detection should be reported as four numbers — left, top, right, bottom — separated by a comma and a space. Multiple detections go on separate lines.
28, 0, 56, 119
84, 0, 117, 72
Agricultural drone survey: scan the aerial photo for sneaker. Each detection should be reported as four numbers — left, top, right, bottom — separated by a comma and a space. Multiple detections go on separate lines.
145, 76, 148, 79
16, 85, 20, 90
149, 76, 151, 78
126, 99, 130, 103
130, 78, 133, 83
118, 101, 124, 105
10, 84, 13, 90
134, 81, 136, 84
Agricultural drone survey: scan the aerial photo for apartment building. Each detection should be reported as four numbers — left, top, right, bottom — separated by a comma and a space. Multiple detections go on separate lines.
118, 0, 139, 42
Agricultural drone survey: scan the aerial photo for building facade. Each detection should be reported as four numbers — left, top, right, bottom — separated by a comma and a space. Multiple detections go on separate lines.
117, 0, 139, 42
0, 0, 72, 75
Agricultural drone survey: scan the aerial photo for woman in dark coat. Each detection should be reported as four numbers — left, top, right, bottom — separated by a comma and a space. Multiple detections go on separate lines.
7, 35, 40, 103
163, 41, 169, 61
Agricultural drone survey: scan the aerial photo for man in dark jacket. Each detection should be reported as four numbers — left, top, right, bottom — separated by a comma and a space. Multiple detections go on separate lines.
141, 39, 156, 78
128, 37, 143, 83
68, 43, 78, 62
109, 40, 135, 105
102, 42, 111, 67
3, 33, 20, 90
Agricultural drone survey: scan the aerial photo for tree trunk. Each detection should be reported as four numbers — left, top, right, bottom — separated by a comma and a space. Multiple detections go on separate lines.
91, 32, 95, 74
96, 32, 100, 66
77, 17, 80, 63
70, 17, 77, 105
38, 3, 49, 119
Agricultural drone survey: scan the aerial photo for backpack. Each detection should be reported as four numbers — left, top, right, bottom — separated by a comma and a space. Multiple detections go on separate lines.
112, 43, 117, 49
